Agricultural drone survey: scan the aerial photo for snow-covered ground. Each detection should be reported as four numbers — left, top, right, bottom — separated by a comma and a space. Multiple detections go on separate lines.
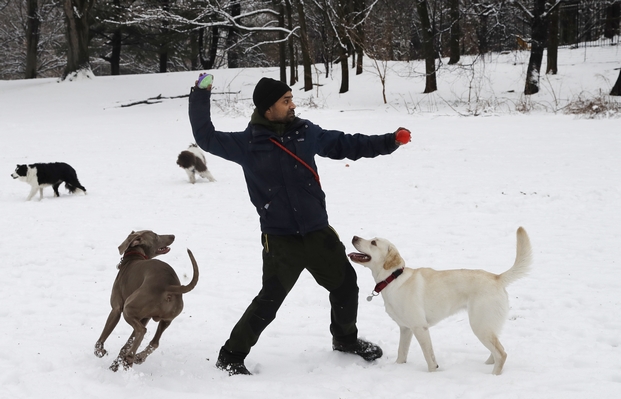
1, 45, 620, 398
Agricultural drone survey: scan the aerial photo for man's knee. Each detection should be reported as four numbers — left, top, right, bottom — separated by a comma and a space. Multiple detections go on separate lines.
248, 275, 289, 334
331, 263, 359, 299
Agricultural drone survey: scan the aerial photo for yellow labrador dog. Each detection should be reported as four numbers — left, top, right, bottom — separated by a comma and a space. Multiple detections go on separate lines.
348, 227, 532, 375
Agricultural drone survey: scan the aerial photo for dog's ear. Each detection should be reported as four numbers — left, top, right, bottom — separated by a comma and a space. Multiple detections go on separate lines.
383, 245, 404, 270
118, 231, 142, 254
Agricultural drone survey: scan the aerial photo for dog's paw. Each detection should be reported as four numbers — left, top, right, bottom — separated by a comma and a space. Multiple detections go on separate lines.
121, 354, 135, 370
134, 345, 154, 365
94, 342, 107, 358
109, 359, 120, 372
122, 360, 134, 371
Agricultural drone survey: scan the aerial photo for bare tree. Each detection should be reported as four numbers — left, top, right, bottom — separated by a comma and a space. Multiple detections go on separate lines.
284, 0, 297, 85
275, 0, 287, 82
352, 0, 365, 75
415, 0, 437, 93
25, 0, 41, 78
546, 6, 559, 75
611, 68, 621, 96
311, 0, 380, 93
158, 0, 170, 73
515, 0, 562, 95
62, 0, 94, 79
604, 1, 621, 39
226, 1, 241, 68
294, 0, 313, 91
448, 0, 460, 65
0, 0, 64, 79
92, 1, 298, 74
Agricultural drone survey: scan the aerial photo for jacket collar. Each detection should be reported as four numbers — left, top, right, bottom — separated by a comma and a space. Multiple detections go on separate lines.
250, 109, 304, 140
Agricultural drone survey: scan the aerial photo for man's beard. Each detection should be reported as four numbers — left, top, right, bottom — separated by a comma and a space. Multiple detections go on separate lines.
282, 110, 296, 123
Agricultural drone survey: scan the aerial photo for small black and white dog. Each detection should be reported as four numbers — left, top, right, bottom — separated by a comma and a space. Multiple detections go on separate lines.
176, 144, 216, 184
11, 162, 87, 201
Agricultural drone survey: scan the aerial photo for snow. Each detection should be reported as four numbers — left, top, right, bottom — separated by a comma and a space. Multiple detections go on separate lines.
1, 45, 620, 398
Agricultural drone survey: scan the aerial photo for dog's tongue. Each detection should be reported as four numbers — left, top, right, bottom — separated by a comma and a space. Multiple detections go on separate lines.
157, 246, 171, 255
348, 252, 371, 262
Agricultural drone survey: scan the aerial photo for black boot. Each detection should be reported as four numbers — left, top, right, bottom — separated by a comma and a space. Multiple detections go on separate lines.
215, 347, 252, 376
332, 338, 383, 361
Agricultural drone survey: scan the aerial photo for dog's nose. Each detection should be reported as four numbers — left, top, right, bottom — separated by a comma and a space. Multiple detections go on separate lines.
352, 236, 360, 244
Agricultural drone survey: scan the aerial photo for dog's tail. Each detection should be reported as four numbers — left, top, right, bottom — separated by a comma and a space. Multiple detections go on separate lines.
498, 227, 533, 287
167, 249, 199, 294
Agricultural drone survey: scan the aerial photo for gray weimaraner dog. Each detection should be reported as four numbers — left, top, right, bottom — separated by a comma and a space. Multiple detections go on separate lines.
94, 230, 199, 371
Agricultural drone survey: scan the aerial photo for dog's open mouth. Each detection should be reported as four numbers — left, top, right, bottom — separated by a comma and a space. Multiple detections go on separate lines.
348, 252, 371, 263
156, 246, 171, 255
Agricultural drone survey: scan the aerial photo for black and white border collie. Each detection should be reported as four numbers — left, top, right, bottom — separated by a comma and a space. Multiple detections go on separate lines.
11, 162, 87, 201
176, 144, 216, 184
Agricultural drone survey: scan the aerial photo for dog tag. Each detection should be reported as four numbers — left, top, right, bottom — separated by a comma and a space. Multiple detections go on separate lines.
366, 291, 379, 302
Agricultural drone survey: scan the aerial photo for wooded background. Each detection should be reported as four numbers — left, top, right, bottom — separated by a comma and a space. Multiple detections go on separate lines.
1, 0, 620, 95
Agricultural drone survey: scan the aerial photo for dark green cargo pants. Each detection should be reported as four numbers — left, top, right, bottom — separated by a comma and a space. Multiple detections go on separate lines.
221, 226, 359, 361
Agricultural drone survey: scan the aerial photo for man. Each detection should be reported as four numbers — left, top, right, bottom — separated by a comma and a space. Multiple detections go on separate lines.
188, 75, 411, 375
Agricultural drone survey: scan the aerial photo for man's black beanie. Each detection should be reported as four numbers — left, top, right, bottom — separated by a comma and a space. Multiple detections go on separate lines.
253, 77, 292, 116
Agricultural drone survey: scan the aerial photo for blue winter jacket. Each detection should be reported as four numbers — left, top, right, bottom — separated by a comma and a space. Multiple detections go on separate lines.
188, 87, 400, 236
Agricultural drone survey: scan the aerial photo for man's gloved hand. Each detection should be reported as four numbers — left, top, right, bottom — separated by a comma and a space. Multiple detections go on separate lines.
395, 127, 411, 145
196, 73, 213, 90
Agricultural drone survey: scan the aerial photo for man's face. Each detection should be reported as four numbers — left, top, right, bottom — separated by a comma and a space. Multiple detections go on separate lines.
265, 91, 296, 123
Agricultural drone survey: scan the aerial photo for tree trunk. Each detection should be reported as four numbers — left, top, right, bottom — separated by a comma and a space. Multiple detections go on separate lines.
284, 0, 297, 86
110, 27, 122, 75
448, 0, 460, 65
604, 2, 621, 39
524, 0, 550, 95
338, 44, 349, 93
191, 29, 200, 70
295, 0, 313, 91
477, 13, 488, 55
277, 1, 287, 83
416, 0, 437, 93
197, 27, 219, 70
158, 0, 170, 73
25, 0, 40, 79
206, 27, 220, 70
62, 0, 93, 79
546, 7, 559, 75
159, 23, 169, 72
226, 1, 241, 68
353, 0, 364, 75
105, 0, 122, 75
611, 69, 621, 96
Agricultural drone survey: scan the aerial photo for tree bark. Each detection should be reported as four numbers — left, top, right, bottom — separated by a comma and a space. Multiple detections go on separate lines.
524, 0, 550, 95
158, 0, 170, 73
477, 12, 488, 55
604, 2, 621, 39
546, 7, 559, 75
284, 0, 297, 85
207, 27, 220, 70
109, 27, 122, 75
276, 1, 287, 82
226, 1, 241, 68
25, 0, 40, 79
416, 0, 437, 93
62, 0, 93, 79
353, 0, 364, 75
611, 69, 621, 96
448, 0, 460, 65
338, 44, 349, 93
295, 0, 313, 91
